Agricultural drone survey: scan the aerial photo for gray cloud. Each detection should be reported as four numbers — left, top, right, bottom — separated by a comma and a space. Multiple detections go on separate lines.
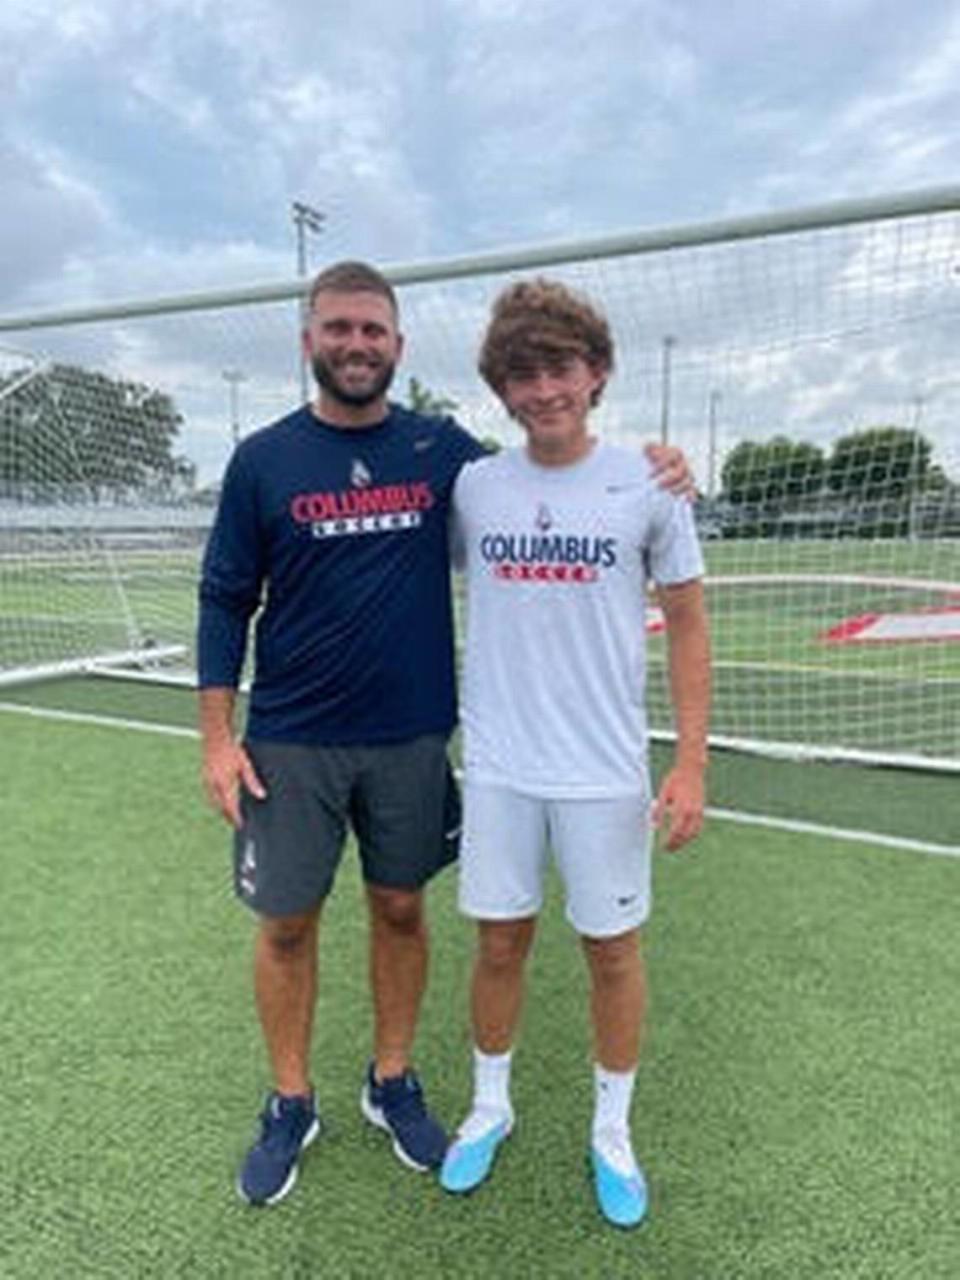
2, 0, 960, 486
0, 141, 110, 299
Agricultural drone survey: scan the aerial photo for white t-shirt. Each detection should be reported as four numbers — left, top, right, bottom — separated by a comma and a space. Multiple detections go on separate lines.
452, 442, 704, 798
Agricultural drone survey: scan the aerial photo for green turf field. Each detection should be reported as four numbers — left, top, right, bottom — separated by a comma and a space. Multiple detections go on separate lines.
3, 538, 958, 761
2, 710, 958, 1279
0, 548, 198, 670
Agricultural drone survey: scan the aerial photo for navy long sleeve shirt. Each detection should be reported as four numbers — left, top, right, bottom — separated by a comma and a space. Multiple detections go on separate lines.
197, 404, 485, 744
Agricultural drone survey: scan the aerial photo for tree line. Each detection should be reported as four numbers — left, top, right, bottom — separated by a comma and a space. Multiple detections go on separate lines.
0, 362, 195, 502
4, 361, 949, 510
0, 365, 493, 505
720, 427, 952, 505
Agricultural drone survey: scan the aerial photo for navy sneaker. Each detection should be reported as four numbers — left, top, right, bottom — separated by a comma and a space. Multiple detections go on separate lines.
360, 1063, 448, 1171
237, 1090, 321, 1206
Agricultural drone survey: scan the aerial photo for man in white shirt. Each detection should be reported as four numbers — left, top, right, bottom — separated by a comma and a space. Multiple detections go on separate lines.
441, 279, 710, 1228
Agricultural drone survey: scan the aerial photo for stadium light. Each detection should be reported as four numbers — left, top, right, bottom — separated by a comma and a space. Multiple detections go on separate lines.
292, 200, 326, 402
222, 368, 247, 446
707, 389, 722, 499
908, 394, 925, 541
659, 334, 676, 444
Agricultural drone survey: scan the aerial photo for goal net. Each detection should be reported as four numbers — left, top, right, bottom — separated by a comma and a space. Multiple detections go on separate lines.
1, 191, 958, 769
0, 345, 199, 685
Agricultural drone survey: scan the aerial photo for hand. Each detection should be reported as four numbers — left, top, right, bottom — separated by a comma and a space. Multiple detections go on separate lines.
651, 766, 704, 851
644, 443, 696, 499
201, 737, 266, 829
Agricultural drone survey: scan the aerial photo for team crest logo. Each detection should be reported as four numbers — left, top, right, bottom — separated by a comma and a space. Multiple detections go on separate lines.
351, 458, 372, 488
535, 503, 552, 531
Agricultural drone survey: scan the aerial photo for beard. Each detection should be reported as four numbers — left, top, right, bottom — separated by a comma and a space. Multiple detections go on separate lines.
311, 352, 396, 408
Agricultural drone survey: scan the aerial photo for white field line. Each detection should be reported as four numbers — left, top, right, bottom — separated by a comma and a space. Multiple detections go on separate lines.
647, 658, 960, 685
708, 807, 959, 859
1, 699, 956, 859
708, 573, 960, 593
0, 700, 197, 738
0, 645, 187, 689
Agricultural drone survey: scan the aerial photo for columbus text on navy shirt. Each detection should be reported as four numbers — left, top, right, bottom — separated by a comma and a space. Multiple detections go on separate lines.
197, 404, 485, 744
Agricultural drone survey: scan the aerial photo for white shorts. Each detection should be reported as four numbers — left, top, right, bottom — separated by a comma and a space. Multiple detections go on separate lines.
459, 782, 653, 938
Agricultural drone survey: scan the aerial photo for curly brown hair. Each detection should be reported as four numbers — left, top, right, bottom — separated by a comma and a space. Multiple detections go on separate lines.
478, 278, 614, 405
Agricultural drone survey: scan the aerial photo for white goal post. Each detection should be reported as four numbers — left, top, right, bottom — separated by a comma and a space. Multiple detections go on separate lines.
0, 345, 192, 686
1, 188, 959, 770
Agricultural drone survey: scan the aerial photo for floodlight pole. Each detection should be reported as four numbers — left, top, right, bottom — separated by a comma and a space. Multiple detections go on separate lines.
223, 368, 247, 446
707, 389, 722, 500
659, 334, 676, 444
292, 200, 326, 402
909, 394, 925, 540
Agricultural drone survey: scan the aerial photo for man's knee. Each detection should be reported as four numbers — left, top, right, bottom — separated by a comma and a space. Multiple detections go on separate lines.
259, 911, 318, 958
367, 884, 425, 934
477, 919, 535, 974
582, 929, 640, 986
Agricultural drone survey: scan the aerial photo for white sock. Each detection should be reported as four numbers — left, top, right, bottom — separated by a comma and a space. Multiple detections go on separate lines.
455, 1047, 514, 1141
592, 1063, 636, 1150
473, 1046, 513, 1115
593, 1126, 640, 1178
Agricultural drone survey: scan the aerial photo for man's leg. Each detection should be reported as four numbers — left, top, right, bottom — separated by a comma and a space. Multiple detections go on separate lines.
232, 740, 350, 1206
441, 783, 546, 1195
552, 793, 652, 1228
471, 917, 537, 1053
360, 883, 447, 1171
356, 737, 457, 1084
255, 908, 323, 1096
581, 927, 648, 1228
353, 736, 457, 1171
365, 883, 427, 1081
580, 927, 645, 1071
439, 917, 535, 1193
239, 908, 323, 1206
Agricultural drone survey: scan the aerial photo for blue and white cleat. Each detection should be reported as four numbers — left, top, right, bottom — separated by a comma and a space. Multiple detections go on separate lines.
439, 1108, 514, 1194
590, 1135, 648, 1229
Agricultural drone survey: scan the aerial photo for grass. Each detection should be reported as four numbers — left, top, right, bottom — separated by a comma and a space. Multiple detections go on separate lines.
3, 710, 959, 1278
3, 676, 956, 847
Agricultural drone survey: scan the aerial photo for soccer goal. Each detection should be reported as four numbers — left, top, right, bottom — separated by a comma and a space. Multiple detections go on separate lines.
0, 345, 198, 686
1, 189, 959, 770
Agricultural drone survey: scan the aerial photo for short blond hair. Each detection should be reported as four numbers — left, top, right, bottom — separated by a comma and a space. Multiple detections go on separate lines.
308, 260, 398, 314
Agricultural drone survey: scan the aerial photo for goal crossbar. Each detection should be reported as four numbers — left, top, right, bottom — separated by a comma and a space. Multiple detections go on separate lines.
1, 187, 959, 772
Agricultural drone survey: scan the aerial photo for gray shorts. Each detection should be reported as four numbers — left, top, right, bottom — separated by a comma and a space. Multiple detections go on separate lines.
233, 734, 461, 917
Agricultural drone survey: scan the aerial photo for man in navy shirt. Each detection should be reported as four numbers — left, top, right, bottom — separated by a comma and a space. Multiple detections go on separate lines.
198, 260, 689, 1206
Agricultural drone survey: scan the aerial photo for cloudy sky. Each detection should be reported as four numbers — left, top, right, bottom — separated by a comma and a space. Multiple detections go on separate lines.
2, 0, 960, 481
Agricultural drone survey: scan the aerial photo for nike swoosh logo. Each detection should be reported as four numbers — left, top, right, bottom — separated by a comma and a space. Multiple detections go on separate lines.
414, 438, 435, 451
